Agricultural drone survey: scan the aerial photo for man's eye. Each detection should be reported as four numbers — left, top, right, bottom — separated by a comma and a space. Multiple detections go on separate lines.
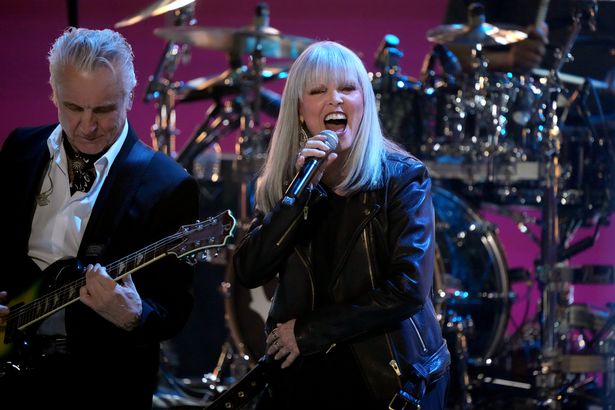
65, 105, 82, 112
94, 106, 116, 114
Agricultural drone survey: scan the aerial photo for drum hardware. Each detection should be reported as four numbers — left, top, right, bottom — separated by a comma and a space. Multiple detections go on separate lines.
131, 2, 197, 158
137, 3, 296, 402
444, 308, 476, 409
374, 34, 404, 75
426, 3, 527, 47
175, 64, 288, 104
152, 18, 314, 60
425, 187, 512, 363
531, 68, 609, 91
533, 3, 610, 406
153, 3, 303, 173
114, 0, 196, 28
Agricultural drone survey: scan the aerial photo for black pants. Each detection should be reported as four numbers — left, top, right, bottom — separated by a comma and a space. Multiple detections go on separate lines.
2, 352, 155, 409
257, 348, 449, 410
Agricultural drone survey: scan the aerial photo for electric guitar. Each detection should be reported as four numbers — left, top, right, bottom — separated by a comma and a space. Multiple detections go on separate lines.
0, 209, 237, 364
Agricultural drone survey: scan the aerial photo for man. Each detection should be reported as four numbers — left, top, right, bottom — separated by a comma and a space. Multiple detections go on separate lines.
0, 27, 199, 408
442, 0, 549, 73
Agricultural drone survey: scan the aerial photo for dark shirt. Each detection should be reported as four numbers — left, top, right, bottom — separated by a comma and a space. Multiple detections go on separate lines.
269, 188, 388, 409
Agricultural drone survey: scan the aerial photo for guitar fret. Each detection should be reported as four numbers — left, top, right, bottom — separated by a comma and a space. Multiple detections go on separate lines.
136, 252, 144, 267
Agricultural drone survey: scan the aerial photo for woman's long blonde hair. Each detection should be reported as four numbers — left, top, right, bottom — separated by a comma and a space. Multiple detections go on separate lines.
255, 40, 403, 213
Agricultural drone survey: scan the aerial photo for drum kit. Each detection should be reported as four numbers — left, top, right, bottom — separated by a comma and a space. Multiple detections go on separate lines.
116, 1, 614, 409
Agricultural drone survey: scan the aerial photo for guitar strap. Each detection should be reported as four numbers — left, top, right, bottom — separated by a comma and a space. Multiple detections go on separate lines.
205, 356, 274, 410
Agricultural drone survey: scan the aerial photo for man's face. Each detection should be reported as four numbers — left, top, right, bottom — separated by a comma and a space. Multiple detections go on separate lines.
54, 64, 132, 154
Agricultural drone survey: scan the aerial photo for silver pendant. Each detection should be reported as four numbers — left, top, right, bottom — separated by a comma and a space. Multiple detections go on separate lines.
36, 191, 51, 206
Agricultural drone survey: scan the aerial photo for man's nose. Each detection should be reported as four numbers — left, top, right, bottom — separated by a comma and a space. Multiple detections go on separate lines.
79, 111, 97, 133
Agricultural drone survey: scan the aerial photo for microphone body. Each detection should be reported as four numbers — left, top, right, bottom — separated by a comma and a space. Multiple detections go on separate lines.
281, 130, 338, 206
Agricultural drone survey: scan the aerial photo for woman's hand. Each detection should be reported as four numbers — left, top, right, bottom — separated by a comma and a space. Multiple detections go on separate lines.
295, 132, 338, 187
266, 319, 300, 369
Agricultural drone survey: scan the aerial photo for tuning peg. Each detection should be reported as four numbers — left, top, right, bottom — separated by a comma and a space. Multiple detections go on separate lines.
184, 255, 198, 266
196, 250, 210, 262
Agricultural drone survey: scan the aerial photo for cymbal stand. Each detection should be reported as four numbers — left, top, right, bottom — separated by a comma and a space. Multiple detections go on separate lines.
466, 43, 503, 181
534, 2, 599, 408
146, 4, 196, 157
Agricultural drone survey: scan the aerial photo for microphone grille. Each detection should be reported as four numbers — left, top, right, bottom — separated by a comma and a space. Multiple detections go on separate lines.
319, 130, 339, 151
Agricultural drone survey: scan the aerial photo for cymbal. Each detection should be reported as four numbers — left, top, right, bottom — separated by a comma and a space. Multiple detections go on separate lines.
154, 25, 314, 59
176, 64, 288, 102
115, 0, 195, 28
426, 22, 527, 46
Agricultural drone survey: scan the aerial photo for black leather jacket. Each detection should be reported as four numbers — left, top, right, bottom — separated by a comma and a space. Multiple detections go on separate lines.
233, 151, 450, 402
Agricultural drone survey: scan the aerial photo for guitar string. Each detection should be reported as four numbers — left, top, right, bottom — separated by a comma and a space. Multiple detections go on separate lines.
10, 217, 221, 324
7, 215, 226, 325
10, 232, 184, 325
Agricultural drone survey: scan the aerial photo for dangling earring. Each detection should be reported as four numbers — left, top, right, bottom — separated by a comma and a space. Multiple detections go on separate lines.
299, 120, 310, 144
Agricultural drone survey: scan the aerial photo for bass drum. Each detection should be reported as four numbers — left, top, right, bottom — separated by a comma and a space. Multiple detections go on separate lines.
224, 187, 511, 364
432, 186, 511, 362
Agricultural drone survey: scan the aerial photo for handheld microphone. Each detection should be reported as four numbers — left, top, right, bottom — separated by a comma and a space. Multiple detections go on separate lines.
281, 130, 338, 206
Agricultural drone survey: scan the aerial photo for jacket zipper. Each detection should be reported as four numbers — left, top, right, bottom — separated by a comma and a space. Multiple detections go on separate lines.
276, 212, 303, 247
295, 247, 315, 311
389, 360, 402, 377
362, 230, 376, 289
409, 317, 428, 353
363, 196, 402, 387
276, 188, 315, 247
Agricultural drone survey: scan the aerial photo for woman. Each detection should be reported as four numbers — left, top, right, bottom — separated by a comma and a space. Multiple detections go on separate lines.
233, 41, 450, 409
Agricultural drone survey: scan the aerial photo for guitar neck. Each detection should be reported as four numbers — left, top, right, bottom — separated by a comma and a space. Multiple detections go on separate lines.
10, 233, 186, 332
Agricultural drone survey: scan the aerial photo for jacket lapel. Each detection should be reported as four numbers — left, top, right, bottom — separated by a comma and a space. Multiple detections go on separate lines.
331, 193, 381, 280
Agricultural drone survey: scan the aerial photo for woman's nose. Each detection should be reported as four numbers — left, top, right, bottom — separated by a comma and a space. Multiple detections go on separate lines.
329, 90, 343, 105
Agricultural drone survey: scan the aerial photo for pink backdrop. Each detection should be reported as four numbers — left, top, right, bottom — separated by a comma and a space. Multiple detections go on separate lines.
1, 0, 613, 372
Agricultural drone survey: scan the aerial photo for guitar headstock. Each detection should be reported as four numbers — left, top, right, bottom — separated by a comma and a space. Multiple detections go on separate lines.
169, 209, 237, 261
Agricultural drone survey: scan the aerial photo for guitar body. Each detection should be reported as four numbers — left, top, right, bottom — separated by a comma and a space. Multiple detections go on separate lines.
0, 259, 83, 363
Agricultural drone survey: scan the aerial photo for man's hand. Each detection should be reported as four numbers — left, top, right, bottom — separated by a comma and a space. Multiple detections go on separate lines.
79, 264, 142, 331
509, 23, 548, 72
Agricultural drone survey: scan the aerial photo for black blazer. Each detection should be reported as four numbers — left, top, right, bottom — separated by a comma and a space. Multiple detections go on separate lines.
0, 124, 199, 407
